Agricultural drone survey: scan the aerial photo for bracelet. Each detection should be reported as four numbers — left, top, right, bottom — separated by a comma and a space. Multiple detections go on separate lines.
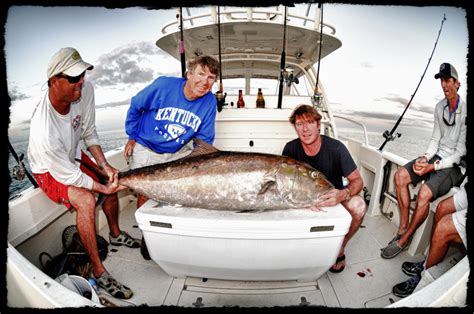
99, 160, 108, 169
344, 188, 351, 201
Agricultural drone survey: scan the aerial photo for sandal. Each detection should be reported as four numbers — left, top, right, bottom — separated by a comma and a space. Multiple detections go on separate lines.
329, 254, 346, 273
109, 231, 141, 248
94, 271, 133, 299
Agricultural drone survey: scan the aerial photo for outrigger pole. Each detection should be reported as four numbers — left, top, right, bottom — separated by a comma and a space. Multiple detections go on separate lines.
379, 14, 446, 151
179, 7, 186, 77
312, 3, 324, 107
314, 3, 323, 95
217, 5, 223, 93
277, 6, 288, 109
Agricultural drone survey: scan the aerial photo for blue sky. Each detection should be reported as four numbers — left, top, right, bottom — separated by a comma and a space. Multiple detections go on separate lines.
5, 4, 469, 140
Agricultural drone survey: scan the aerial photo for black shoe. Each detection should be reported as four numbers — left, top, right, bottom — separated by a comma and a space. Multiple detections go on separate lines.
401, 261, 424, 276
393, 274, 421, 298
140, 237, 151, 260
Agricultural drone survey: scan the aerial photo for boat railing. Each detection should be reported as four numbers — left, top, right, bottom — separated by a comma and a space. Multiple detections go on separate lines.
333, 115, 369, 146
161, 5, 337, 35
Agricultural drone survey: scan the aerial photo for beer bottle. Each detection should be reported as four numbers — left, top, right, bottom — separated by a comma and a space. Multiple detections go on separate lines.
237, 89, 245, 108
256, 88, 265, 108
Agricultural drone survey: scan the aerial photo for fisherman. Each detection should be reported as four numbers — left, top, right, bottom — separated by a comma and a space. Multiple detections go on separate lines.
27, 47, 140, 299
124, 55, 219, 259
392, 179, 468, 298
282, 104, 367, 273
380, 63, 466, 259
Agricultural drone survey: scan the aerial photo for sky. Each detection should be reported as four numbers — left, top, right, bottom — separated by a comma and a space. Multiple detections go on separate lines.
4, 3, 469, 142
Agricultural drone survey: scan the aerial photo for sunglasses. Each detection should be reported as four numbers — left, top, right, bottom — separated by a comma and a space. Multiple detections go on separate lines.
442, 96, 460, 126
442, 104, 456, 126
56, 72, 85, 84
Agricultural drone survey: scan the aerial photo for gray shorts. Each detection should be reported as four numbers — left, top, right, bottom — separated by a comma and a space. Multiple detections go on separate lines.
453, 185, 467, 247
129, 141, 193, 169
403, 156, 463, 200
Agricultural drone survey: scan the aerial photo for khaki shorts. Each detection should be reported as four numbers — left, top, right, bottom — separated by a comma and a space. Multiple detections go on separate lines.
453, 185, 467, 247
129, 141, 193, 169
403, 156, 463, 200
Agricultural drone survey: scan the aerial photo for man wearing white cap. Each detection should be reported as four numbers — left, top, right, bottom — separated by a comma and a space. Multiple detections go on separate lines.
28, 47, 140, 299
381, 62, 467, 260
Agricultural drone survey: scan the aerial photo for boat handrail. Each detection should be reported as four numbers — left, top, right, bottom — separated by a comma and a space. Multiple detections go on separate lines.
332, 115, 369, 146
161, 6, 337, 35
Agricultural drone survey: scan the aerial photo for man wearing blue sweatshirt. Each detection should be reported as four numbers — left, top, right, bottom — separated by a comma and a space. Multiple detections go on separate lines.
124, 55, 219, 258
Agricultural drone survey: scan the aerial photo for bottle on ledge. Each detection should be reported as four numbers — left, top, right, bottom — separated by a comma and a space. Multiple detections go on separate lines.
256, 88, 265, 108
237, 89, 245, 108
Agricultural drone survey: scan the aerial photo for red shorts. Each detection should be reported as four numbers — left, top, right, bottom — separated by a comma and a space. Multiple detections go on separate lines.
33, 151, 100, 209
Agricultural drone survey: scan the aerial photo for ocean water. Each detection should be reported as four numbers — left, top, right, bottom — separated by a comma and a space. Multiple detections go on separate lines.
7, 110, 427, 197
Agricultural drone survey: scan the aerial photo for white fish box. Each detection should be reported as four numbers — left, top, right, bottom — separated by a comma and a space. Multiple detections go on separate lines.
135, 199, 352, 281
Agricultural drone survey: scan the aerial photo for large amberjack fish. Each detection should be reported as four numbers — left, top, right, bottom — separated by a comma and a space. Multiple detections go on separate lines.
118, 139, 334, 211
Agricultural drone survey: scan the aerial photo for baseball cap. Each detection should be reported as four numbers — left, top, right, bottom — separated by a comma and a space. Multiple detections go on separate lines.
434, 63, 458, 80
47, 47, 94, 79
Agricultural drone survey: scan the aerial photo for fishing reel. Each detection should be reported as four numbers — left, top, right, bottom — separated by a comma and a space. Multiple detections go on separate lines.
12, 153, 26, 181
215, 90, 228, 112
382, 130, 401, 142
311, 92, 323, 108
283, 68, 299, 87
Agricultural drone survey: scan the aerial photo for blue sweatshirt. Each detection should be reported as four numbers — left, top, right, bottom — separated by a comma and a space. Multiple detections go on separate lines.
125, 76, 217, 153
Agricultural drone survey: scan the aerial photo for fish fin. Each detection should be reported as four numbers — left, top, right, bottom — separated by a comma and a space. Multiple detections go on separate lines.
257, 179, 277, 195
184, 138, 220, 159
258, 169, 279, 195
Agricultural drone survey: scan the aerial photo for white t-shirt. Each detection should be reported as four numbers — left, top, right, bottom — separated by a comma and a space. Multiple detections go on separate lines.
425, 96, 467, 170
27, 82, 100, 190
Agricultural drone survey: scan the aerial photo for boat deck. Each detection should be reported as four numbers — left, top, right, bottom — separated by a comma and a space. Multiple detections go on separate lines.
94, 198, 463, 308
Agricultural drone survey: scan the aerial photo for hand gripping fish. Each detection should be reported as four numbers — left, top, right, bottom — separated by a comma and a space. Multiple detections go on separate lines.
118, 139, 334, 212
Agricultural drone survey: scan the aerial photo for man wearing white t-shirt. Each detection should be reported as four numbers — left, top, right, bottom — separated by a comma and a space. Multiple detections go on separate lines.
28, 47, 139, 299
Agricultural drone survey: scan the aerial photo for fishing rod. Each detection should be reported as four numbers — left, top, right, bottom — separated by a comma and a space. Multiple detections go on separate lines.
312, 3, 324, 107
217, 5, 223, 92
215, 5, 227, 112
379, 14, 446, 151
8, 138, 38, 188
277, 6, 288, 109
179, 7, 186, 77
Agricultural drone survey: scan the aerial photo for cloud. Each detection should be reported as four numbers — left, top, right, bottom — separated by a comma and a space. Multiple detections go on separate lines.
412, 104, 434, 115
350, 111, 400, 121
377, 95, 409, 107
88, 41, 172, 87
8, 86, 28, 101
376, 94, 433, 115
96, 98, 130, 108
